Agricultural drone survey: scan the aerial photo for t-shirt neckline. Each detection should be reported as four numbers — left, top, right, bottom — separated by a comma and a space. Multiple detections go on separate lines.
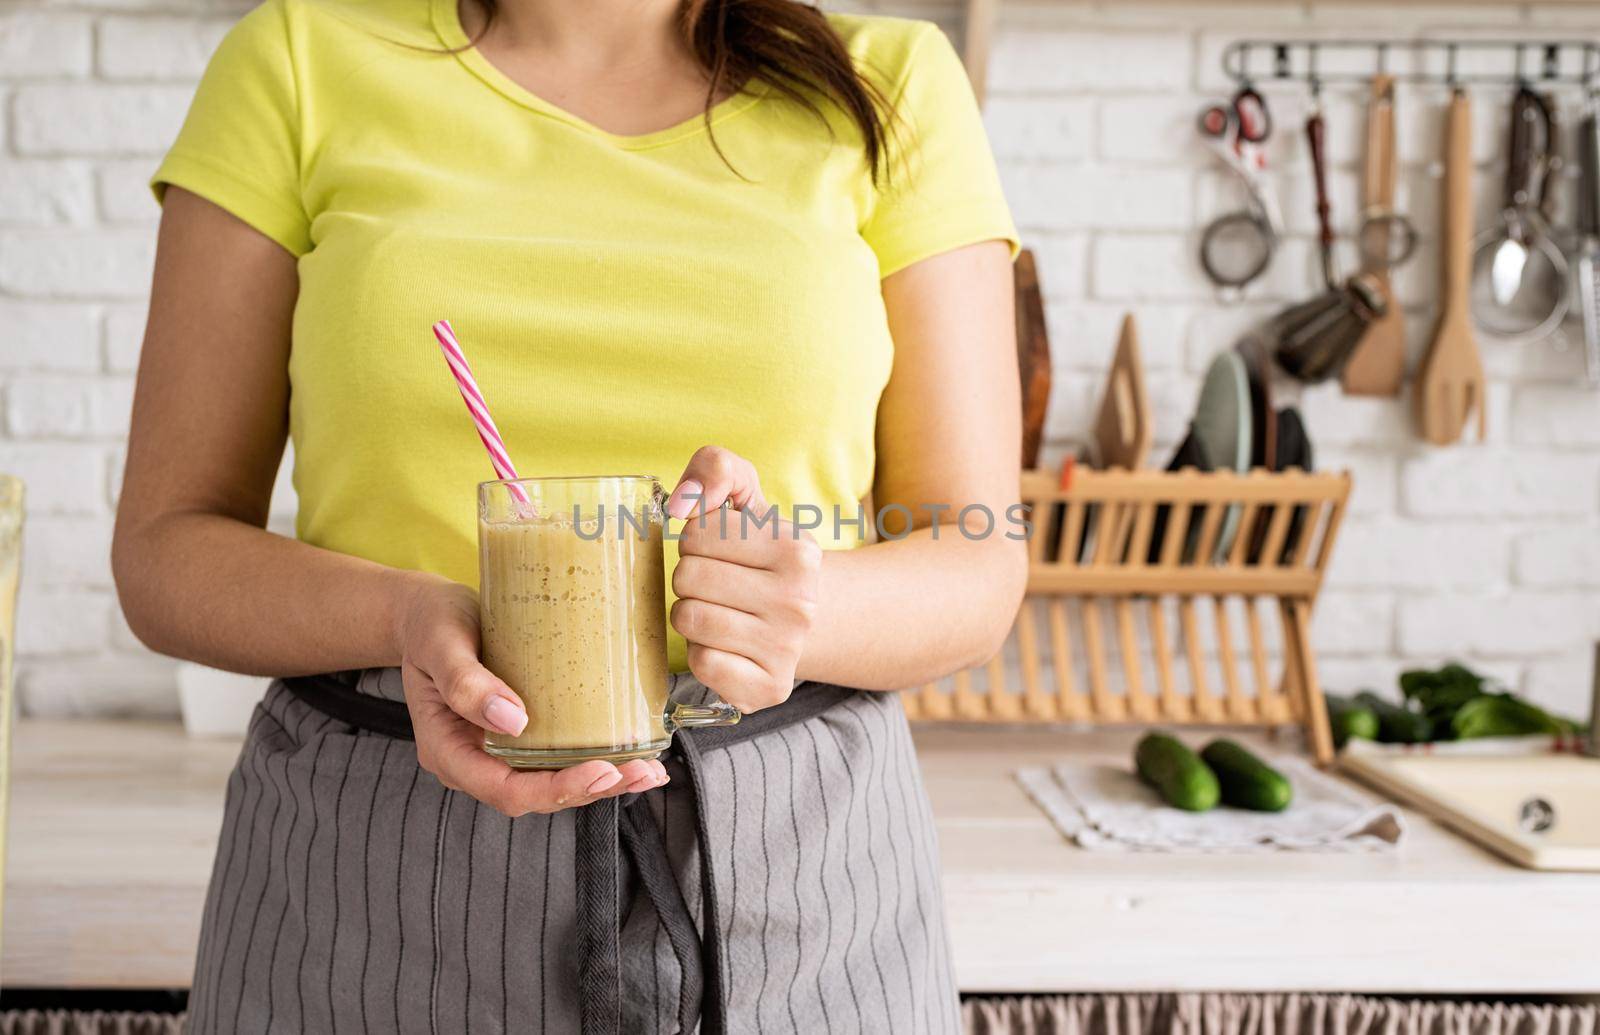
429, 0, 766, 152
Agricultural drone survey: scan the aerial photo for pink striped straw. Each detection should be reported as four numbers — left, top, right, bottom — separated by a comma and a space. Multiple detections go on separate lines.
431, 320, 531, 509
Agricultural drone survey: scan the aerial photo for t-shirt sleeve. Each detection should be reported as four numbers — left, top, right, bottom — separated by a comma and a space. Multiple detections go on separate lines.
150, 0, 312, 257
859, 25, 1018, 278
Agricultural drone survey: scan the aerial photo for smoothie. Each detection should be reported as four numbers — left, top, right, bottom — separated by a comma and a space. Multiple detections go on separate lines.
479, 509, 669, 765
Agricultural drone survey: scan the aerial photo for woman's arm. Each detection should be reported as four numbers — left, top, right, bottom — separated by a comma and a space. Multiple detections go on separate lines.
666, 239, 1025, 699
114, 188, 665, 813
114, 188, 423, 677
806, 239, 1025, 687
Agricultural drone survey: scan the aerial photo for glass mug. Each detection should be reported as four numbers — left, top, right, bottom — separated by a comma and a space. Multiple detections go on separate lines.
478, 475, 739, 769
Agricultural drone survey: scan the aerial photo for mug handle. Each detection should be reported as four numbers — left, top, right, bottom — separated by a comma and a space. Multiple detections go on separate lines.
666, 700, 742, 730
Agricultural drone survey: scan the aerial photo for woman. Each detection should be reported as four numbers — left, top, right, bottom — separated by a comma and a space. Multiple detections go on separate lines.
112, 0, 1022, 1029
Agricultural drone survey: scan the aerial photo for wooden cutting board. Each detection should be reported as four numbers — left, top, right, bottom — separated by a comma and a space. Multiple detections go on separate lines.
1015, 248, 1052, 469
1091, 313, 1151, 470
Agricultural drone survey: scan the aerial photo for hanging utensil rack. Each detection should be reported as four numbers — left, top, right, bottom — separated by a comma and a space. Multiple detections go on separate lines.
1223, 39, 1600, 88
903, 468, 1351, 766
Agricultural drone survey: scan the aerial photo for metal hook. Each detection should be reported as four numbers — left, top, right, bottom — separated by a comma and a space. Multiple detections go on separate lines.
1447, 43, 1459, 87
1274, 43, 1290, 80
1543, 43, 1560, 82
1515, 42, 1528, 84
1377, 42, 1389, 76
1308, 42, 1321, 97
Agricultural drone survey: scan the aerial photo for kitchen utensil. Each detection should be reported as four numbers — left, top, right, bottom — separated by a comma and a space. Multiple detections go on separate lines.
1275, 407, 1311, 470
1416, 89, 1488, 445
1192, 350, 1252, 560
1198, 86, 1282, 289
1306, 101, 1338, 288
1271, 274, 1387, 383
1470, 86, 1570, 344
1061, 314, 1152, 564
1092, 314, 1152, 471
1575, 102, 1600, 389
1145, 427, 1214, 565
1354, 76, 1418, 273
1247, 407, 1314, 564
1492, 87, 1552, 303
1344, 74, 1411, 397
1242, 337, 1277, 470
1194, 351, 1253, 477
1014, 248, 1053, 466
1271, 100, 1388, 384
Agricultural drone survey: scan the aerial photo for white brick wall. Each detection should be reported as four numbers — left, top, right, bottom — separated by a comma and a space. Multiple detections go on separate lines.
1, 0, 1598, 720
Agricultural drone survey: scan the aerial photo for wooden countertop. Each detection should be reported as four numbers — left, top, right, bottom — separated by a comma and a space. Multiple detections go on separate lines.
3, 719, 1598, 992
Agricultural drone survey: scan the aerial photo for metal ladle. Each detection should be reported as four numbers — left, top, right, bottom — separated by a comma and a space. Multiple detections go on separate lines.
1470, 84, 1570, 344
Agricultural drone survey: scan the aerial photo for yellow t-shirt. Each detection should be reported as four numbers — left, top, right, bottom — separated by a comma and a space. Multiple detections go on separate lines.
153, 0, 1016, 669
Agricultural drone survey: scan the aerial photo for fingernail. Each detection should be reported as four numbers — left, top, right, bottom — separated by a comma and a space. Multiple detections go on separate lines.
483, 696, 527, 735
587, 770, 623, 794
667, 480, 702, 520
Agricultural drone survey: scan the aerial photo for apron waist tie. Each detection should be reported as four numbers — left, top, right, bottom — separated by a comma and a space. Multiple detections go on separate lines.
282, 672, 860, 1035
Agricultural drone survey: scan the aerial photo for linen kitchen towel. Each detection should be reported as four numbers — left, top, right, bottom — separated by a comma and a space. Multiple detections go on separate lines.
1017, 757, 1405, 852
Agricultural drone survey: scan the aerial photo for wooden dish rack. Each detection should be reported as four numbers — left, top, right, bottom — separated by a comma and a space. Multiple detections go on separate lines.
902, 467, 1352, 764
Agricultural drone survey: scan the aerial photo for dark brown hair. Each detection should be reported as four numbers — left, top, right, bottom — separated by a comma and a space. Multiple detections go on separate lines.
471, 0, 894, 181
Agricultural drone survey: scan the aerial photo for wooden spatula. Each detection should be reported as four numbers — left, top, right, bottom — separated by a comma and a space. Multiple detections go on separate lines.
1343, 75, 1407, 396
1092, 313, 1152, 469
1414, 89, 1488, 445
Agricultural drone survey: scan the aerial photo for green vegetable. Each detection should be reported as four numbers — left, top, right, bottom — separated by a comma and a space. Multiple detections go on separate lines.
1452, 693, 1569, 739
1397, 661, 1585, 740
1200, 739, 1293, 812
1354, 690, 1432, 743
1135, 733, 1219, 812
1324, 693, 1380, 750
1399, 662, 1487, 737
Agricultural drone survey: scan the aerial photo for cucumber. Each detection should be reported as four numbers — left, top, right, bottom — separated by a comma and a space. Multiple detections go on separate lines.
1199, 739, 1293, 812
1134, 732, 1219, 812
1354, 690, 1432, 744
1325, 692, 1381, 749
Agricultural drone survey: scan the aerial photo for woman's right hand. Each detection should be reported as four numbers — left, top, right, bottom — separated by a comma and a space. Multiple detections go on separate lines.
395, 575, 668, 817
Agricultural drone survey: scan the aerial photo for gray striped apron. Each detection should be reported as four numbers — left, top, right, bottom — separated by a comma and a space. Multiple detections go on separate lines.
185, 670, 961, 1034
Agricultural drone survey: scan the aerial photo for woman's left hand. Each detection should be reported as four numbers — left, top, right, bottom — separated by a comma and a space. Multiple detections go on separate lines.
666, 446, 821, 714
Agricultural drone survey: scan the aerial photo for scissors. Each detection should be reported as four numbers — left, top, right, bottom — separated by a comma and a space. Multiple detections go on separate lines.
1197, 86, 1283, 288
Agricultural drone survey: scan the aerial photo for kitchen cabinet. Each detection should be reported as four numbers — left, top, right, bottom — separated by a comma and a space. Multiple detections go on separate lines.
3, 719, 1599, 992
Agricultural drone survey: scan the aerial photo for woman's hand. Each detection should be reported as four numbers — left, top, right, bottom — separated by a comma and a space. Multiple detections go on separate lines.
395, 575, 668, 817
666, 447, 821, 714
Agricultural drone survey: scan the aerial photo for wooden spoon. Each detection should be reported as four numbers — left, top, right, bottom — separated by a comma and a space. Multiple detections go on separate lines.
1343, 74, 1407, 396
1414, 89, 1487, 445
